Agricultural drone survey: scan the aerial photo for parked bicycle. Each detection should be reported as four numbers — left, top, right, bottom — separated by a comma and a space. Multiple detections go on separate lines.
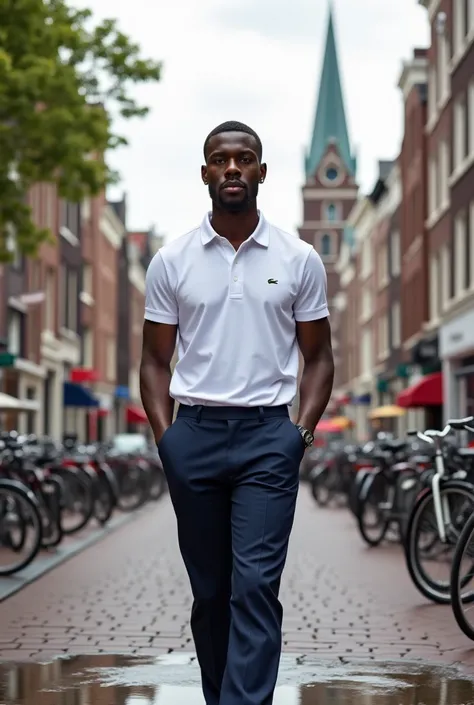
0, 430, 167, 576
404, 417, 474, 604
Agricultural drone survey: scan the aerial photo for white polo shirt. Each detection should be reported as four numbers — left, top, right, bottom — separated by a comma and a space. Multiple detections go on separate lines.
144, 212, 329, 407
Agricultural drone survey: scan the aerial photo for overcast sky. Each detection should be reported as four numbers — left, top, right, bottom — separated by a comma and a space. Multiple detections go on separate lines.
93, 0, 430, 241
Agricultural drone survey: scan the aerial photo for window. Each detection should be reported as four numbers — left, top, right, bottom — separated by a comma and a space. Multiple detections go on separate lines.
326, 203, 338, 221
467, 206, 472, 290
454, 0, 467, 56
26, 386, 36, 435
439, 140, 449, 207
378, 314, 388, 358
390, 231, 401, 276
429, 255, 439, 321
321, 233, 331, 256
325, 166, 339, 181
437, 33, 449, 104
377, 245, 388, 288
81, 327, 93, 367
470, 201, 474, 286
59, 264, 67, 328
391, 302, 401, 348
60, 200, 81, 239
454, 96, 467, 169
469, 80, 474, 157
441, 244, 451, 309
428, 66, 437, 121
67, 270, 78, 332
30, 259, 41, 291
361, 329, 372, 376
82, 264, 93, 295
455, 212, 467, 296
361, 288, 372, 321
429, 155, 438, 215
45, 268, 55, 332
81, 328, 94, 369
7, 308, 25, 357
106, 336, 116, 382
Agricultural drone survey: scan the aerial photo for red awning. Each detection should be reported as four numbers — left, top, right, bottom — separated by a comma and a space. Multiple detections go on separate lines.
316, 419, 344, 433
396, 372, 443, 408
70, 368, 100, 383
126, 405, 148, 424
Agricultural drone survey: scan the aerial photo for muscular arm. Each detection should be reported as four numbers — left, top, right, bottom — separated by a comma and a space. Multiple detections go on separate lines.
139, 320, 177, 443
296, 317, 335, 431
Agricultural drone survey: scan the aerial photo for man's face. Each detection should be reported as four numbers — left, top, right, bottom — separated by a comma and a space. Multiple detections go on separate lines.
202, 132, 267, 213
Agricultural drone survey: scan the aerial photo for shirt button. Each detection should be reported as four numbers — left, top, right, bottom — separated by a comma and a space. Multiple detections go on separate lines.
233, 276, 238, 281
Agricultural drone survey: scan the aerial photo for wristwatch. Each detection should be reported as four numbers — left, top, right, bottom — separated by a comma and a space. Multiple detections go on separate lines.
296, 424, 314, 448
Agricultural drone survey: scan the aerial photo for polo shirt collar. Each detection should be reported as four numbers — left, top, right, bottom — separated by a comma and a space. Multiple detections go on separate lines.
200, 211, 269, 248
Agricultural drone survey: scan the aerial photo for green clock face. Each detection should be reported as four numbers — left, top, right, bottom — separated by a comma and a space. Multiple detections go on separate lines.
326, 166, 339, 181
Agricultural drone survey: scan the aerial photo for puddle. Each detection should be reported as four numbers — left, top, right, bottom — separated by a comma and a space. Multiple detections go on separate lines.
0, 653, 473, 703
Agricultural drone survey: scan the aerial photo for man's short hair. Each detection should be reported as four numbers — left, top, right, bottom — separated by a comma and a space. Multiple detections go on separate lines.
203, 121, 263, 160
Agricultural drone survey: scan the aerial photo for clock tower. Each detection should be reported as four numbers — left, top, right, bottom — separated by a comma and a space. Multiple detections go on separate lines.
298, 1, 358, 391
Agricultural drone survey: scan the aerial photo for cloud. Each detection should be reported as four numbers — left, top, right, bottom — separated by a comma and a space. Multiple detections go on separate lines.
93, 0, 430, 240
206, 0, 428, 50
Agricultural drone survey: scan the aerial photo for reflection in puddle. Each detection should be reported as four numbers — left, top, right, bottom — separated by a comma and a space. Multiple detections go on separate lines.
0, 653, 473, 703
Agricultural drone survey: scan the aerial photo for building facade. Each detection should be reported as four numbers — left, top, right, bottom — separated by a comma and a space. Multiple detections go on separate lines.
0, 183, 156, 441
336, 159, 407, 439
434, 0, 474, 420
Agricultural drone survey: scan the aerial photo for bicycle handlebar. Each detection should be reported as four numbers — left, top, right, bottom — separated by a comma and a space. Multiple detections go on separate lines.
407, 416, 474, 445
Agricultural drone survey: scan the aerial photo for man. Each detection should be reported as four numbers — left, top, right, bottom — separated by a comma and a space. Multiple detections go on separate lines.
140, 120, 334, 705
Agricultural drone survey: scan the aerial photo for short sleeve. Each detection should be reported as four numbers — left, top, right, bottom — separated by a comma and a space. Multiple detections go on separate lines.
144, 252, 178, 324
293, 249, 330, 322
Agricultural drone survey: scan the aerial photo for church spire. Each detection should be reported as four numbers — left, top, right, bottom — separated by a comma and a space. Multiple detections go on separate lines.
305, 2, 356, 179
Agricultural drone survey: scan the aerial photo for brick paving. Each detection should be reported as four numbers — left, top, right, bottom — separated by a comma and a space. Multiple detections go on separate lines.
0, 486, 474, 665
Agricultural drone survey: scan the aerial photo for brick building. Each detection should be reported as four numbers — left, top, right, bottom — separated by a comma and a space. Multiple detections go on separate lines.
336, 159, 405, 439
398, 49, 430, 368
436, 0, 474, 420
0, 183, 156, 441
335, 0, 474, 434
369, 161, 396, 404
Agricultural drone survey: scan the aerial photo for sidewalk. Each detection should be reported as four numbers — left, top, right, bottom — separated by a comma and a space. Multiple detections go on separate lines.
0, 488, 473, 665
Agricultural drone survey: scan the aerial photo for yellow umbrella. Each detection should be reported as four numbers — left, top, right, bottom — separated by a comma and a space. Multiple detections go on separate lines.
368, 405, 406, 420
329, 415, 353, 429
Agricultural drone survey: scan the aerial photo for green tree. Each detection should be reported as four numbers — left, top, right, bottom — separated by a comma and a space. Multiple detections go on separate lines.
0, 0, 162, 261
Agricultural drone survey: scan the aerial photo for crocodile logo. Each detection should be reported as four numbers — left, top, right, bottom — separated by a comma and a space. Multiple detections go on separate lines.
267, 278, 278, 284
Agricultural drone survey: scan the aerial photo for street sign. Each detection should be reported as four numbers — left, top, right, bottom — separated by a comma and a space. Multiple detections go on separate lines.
0, 352, 16, 367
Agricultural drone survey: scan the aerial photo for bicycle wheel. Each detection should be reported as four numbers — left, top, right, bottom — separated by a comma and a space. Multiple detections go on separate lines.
451, 511, 474, 640
310, 467, 332, 507
39, 476, 64, 548
348, 468, 373, 517
53, 467, 94, 535
405, 479, 474, 604
93, 472, 116, 525
148, 465, 166, 501
0, 480, 43, 576
357, 470, 390, 547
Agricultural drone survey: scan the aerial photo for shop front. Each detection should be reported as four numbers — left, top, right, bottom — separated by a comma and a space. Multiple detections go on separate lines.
393, 334, 443, 430
440, 308, 474, 422
350, 389, 372, 442
0, 356, 42, 434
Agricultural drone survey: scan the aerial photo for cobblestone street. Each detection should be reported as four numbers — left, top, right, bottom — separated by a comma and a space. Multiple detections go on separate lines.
1, 487, 474, 667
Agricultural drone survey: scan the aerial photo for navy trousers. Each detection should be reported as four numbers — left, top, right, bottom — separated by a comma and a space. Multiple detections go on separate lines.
158, 404, 305, 705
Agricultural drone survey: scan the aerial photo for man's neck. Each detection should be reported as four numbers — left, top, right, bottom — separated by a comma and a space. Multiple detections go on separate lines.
210, 206, 260, 249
